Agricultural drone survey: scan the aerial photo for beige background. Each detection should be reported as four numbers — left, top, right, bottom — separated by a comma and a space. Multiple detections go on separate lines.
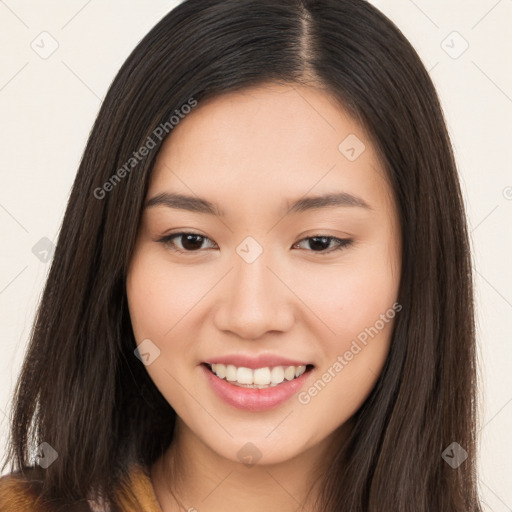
0, 1, 511, 509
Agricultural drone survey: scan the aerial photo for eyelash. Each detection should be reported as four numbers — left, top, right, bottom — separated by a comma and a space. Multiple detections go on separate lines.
156, 232, 353, 255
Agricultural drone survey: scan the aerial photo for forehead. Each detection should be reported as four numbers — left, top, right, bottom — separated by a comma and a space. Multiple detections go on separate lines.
148, 83, 392, 217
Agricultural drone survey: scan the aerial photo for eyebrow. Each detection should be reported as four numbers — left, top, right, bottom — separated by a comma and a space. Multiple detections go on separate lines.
144, 191, 372, 216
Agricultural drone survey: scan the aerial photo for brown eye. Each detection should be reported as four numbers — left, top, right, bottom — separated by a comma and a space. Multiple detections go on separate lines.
294, 236, 352, 254
158, 233, 216, 253
157, 233, 352, 255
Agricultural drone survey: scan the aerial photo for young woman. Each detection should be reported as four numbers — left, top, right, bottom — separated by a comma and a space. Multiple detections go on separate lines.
0, 0, 482, 510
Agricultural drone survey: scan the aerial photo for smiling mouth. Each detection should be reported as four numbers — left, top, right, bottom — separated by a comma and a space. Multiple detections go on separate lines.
203, 362, 315, 389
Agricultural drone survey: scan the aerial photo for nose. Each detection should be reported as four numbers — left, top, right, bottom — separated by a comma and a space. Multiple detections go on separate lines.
213, 248, 295, 340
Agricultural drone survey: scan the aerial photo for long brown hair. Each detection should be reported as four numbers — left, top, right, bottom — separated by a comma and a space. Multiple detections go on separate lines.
2, 0, 482, 510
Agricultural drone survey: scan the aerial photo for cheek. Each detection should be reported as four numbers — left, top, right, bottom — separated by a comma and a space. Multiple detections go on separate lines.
294, 273, 397, 433
296, 242, 399, 344
292, 235, 399, 412
126, 252, 206, 412
126, 251, 207, 343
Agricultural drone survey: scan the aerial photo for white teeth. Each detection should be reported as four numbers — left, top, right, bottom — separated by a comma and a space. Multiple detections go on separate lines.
284, 366, 296, 381
270, 366, 284, 384
295, 365, 306, 378
253, 367, 271, 385
214, 363, 226, 379
237, 367, 253, 384
225, 364, 237, 382
209, 363, 309, 388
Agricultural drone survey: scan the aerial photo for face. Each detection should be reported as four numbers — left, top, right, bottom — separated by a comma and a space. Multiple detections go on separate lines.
126, 83, 401, 467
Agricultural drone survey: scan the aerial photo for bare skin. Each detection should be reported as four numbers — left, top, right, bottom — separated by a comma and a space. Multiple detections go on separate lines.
126, 82, 402, 511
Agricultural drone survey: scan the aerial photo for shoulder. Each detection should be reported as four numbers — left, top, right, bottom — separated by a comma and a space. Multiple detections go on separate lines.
0, 467, 93, 511
0, 463, 161, 512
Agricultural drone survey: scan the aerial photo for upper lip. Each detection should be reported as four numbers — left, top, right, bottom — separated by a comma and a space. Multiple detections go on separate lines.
203, 354, 313, 370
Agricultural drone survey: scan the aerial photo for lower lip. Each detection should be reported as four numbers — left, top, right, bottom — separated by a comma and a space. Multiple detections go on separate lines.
201, 364, 314, 412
